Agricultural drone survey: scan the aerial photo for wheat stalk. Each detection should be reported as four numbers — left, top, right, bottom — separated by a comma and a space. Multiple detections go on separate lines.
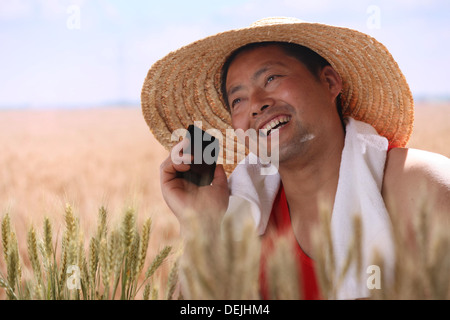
43, 217, 54, 263
143, 282, 150, 300
145, 245, 172, 280
98, 237, 109, 298
1, 214, 11, 262
0, 206, 173, 300
27, 226, 43, 287
178, 211, 260, 300
137, 218, 151, 275
1, 193, 447, 300
266, 234, 300, 300
165, 257, 179, 300
121, 208, 135, 256
6, 231, 21, 299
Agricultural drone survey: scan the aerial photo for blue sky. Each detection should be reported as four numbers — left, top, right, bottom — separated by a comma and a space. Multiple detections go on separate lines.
0, 0, 449, 108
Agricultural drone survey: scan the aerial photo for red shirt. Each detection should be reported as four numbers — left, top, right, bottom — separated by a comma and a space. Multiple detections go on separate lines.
259, 185, 321, 300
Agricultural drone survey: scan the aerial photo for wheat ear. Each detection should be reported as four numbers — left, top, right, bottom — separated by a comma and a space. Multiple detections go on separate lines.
1, 213, 11, 262
27, 226, 43, 286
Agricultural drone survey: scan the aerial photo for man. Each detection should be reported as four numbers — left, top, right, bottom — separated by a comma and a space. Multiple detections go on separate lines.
141, 18, 450, 299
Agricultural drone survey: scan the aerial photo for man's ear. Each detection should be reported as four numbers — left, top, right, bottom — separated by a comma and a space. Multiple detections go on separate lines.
321, 65, 342, 101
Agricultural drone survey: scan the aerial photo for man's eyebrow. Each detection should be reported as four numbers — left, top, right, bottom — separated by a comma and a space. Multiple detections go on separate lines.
227, 62, 287, 97
252, 62, 287, 81
251, 66, 270, 82
228, 84, 243, 97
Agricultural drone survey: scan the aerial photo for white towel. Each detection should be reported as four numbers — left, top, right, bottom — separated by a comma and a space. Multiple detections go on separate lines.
224, 117, 395, 299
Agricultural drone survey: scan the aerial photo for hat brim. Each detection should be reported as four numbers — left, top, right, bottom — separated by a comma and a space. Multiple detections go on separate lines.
141, 18, 414, 175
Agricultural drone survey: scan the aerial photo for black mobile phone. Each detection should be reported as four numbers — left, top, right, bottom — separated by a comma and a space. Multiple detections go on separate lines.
176, 125, 219, 186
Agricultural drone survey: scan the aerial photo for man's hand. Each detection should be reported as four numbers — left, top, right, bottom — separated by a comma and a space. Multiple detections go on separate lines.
160, 139, 230, 231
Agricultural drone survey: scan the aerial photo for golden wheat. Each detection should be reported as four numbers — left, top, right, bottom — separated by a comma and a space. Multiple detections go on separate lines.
1, 195, 449, 300
266, 234, 301, 300
177, 211, 261, 300
0, 205, 174, 300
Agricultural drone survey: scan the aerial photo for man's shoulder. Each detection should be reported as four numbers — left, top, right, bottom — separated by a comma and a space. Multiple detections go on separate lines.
382, 147, 450, 218
384, 147, 450, 184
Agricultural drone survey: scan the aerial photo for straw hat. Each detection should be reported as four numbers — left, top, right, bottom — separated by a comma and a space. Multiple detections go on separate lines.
141, 17, 414, 175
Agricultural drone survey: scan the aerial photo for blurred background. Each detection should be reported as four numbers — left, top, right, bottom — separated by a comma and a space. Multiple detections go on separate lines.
1, 0, 449, 109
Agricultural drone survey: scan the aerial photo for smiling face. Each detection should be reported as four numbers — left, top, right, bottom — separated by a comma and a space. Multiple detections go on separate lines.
224, 44, 343, 165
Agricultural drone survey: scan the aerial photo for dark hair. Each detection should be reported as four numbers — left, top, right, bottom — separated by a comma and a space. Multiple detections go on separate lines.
220, 41, 343, 121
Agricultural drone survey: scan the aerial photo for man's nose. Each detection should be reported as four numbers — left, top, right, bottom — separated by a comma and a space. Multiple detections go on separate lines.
250, 90, 274, 117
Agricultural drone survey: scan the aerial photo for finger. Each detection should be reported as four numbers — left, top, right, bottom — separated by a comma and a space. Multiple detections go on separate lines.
172, 160, 191, 173
211, 164, 228, 189
161, 160, 190, 177
171, 138, 191, 164
160, 156, 189, 184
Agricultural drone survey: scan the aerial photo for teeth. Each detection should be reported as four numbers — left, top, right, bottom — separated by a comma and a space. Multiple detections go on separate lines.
262, 116, 291, 133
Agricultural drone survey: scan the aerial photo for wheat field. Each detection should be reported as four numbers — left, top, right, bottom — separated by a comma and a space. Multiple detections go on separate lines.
0, 105, 180, 234
0, 106, 179, 299
0, 102, 449, 299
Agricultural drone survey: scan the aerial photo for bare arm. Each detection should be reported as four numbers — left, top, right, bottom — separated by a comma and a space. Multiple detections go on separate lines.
382, 148, 450, 238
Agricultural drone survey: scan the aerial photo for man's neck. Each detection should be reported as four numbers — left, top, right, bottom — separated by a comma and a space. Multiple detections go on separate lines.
278, 133, 344, 220
276, 132, 344, 257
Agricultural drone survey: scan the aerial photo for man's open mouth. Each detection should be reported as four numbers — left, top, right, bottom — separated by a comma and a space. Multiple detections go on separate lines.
260, 115, 291, 137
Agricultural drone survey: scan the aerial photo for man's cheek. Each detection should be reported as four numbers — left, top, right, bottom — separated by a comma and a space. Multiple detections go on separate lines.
231, 118, 249, 133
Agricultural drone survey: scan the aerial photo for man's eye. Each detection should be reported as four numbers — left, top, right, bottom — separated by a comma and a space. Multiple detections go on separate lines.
231, 98, 241, 108
266, 75, 279, 84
